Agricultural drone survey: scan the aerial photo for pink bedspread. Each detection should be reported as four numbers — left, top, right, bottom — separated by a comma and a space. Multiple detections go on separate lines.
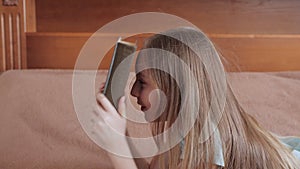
0, 70, 299, 168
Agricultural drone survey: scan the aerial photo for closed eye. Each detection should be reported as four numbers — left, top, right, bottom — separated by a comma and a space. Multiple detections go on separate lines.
138, 79, 146, 84
136, 79, 147, 90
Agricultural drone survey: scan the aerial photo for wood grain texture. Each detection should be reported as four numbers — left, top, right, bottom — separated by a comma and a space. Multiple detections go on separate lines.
25, 0, 36, 32
26, 32, 300, 72
212, 36, 300, 72
25, 0, 300, 72
26, 33, 149, 70
35, 0, 300, 34
0, 0, 27, 72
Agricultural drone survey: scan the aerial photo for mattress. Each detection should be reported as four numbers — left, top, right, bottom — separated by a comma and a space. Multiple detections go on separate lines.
0, 69, 299, 168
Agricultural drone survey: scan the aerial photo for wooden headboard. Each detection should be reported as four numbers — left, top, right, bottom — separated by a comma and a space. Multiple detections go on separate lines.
0, 0, 27, 71
2, 0, 300, 72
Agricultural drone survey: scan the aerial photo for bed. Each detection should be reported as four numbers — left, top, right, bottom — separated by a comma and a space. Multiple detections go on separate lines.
0, 69, 299, 168
1, 0, 300, 168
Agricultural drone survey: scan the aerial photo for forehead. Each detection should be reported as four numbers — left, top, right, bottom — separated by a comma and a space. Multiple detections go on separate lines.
135, 53, 148, 73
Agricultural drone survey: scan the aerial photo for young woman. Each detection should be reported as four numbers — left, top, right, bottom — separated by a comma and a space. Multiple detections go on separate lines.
92, 27, 300, 169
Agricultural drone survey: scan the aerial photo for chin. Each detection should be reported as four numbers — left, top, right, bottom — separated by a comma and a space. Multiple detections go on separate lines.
141, 106, 147, 112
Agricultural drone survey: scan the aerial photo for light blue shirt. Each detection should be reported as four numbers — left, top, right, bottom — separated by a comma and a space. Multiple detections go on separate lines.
179, 134, 300, 167
277, 135, 300, 160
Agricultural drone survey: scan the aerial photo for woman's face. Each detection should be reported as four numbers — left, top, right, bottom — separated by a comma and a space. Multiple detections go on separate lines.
130, 70, 166, 121
130, 70, 157, 112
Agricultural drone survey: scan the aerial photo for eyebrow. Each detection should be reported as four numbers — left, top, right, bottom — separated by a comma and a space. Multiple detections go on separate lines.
137, 72, 146, 79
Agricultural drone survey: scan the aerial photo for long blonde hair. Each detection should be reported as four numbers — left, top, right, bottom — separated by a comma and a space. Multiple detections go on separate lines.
138, 27, 300, 169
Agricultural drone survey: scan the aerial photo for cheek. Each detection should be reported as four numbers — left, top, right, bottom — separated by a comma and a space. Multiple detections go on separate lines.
143, 89, 167, 122
140, 89, 152, 106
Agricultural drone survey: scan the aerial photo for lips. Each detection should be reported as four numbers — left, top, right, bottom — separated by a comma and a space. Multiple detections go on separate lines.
141, 106, 146, 111
137, 101, 146, 111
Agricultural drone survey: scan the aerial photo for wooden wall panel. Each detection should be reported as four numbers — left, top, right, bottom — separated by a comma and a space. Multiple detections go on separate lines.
25, 0, 300, 72
211, 34, 300, 71
26, 33, 88, 69
25, 0, 36, 32
26, 33, 300, 72
35, 0, 300, 34
26, 33, 150, 70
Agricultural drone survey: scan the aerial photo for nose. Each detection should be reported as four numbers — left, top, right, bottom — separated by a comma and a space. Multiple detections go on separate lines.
130, 80, 139, 98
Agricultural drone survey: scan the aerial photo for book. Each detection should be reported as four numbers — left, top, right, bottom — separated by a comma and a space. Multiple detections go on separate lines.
103, 37, 137, 108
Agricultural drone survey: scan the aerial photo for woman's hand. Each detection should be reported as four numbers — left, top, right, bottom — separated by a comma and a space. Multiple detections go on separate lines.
91, 93, 127, 150
91, 93, 138, 169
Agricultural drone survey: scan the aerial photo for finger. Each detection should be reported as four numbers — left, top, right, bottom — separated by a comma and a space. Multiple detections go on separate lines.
96, 93, 118, 115
92, 104, 107, 122
118, 96, 126, 118
99, 83, 105, 93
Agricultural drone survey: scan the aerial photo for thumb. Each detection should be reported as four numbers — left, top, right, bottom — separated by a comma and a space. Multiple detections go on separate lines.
118, 96, 126, 117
